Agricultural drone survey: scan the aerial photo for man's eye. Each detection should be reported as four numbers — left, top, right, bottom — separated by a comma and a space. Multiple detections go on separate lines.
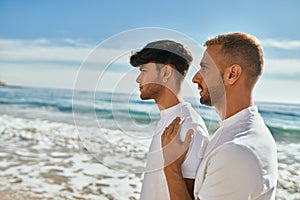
201, 66, 208, 71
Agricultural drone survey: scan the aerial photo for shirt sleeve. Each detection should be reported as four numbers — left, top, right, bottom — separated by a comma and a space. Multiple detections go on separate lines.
181, 123, 209, 179
197, 143, 263, 200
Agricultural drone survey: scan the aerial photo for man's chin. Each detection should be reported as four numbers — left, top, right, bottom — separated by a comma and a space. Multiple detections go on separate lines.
200, 97, 212, 106
140, 94, 151, 100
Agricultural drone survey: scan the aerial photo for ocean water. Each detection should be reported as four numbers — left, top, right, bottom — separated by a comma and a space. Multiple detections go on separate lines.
0, 86, 299, 199
1, 86, 299, 140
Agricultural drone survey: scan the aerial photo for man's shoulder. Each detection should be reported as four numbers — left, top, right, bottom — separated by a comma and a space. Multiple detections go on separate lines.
210, 141, 275, 174
197, 143, 269, 200
179, 102, 208, 135
181, 117, 208, 138
212, 143, 259, 162
206, 143, 263, 183
181, 105, 206, 127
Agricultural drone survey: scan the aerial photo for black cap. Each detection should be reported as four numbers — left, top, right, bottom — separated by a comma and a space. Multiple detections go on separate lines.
130, 40, 193, 76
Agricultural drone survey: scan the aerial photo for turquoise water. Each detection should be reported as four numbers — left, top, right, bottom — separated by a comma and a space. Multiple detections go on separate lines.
0, 86, 299, 142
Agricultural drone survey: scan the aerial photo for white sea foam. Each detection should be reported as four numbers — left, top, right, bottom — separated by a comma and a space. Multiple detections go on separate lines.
276, 142, 300, 199
0, 114, 143, 199
0, 114, 299, 199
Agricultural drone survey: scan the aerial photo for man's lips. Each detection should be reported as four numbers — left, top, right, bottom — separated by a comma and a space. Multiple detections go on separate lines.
197, 84, 203, 92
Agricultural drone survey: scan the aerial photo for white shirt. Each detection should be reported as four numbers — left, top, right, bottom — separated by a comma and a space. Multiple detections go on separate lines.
140, 102, 209, 200
194, 106, 278, 200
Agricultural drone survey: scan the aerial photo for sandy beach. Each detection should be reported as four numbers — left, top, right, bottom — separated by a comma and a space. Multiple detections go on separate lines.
0, 114, 299, 200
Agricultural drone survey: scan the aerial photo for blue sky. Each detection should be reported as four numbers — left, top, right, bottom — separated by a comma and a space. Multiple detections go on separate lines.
0, 0, 300, 103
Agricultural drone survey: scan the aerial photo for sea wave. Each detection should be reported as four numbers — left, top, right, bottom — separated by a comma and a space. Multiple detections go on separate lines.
0, 114, 299, 199
1, 86, 300, 140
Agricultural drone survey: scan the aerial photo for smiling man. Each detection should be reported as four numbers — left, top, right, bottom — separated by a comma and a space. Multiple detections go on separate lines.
130, 40, 209, 200
162, 33, 278, 200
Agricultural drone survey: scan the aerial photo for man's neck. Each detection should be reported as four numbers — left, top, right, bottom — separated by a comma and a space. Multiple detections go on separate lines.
155, 88, 182, 111
215, 93, 253, 120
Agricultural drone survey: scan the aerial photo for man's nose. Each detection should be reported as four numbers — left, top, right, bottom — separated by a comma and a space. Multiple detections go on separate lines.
192, 71, 202, 83
136, 73, 142, 84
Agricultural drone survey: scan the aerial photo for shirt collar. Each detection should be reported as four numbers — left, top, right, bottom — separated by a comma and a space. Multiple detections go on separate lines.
219, 105, 258, 127
159, 102, 188, 119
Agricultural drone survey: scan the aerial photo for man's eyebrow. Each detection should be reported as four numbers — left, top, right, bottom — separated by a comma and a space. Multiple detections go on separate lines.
139, 65, 145, 71
200, 62, 208, 67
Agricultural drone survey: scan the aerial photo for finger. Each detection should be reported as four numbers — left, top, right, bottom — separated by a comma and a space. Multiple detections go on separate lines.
162, 126, 170, 139
170, 117, 184, 139
170, 116, 181, 128
183, 129, 194, 147
166, 117, 181, 137
178, 129, 194, 160
173, 116, 181, 123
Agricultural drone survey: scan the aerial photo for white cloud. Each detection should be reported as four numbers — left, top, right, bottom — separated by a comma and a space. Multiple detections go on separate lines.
0, 63, 77, 89
0, 34, 206, 68
264, 58, 300, 75
0, 33, 205, 68
0, 38, 131, 65
261, 39, 300, 50
254, 78, 300, 103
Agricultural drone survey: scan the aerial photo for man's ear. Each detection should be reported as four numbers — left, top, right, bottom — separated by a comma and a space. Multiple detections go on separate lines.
224, 64, 242, 85
160, 65, 173, 82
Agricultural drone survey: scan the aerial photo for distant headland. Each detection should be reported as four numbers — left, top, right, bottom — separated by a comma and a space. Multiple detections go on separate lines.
0, 81, 6, 86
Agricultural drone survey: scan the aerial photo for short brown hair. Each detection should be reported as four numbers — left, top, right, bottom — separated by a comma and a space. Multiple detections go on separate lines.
130, 40, 193, 77
205, 32, 264, 81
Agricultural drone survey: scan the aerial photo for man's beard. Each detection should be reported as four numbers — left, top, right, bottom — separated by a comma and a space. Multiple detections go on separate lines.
200, 80, 225, 106
140, 83, 164, 100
